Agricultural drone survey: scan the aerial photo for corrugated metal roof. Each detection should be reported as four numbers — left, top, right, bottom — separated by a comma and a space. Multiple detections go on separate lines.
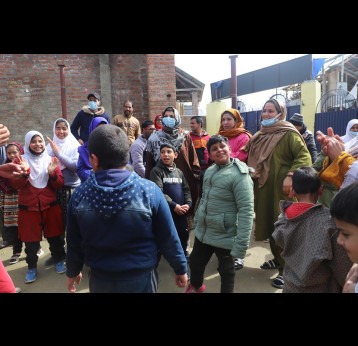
175, 66, 205, 103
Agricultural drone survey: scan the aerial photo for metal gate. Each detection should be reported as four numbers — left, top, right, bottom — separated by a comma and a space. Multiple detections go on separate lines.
242, 106, 358, 152
241, 105, 301, 135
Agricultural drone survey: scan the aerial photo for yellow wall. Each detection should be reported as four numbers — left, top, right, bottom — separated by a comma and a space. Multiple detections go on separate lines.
206, 101, 227, 136
301, 80, 321, 132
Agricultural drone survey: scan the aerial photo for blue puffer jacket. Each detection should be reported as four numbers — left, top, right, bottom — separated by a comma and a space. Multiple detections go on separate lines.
66, 169, 187, 278
194, 158, 254, 259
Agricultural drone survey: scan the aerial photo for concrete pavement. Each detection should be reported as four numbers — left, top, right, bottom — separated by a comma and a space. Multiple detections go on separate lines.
1, 230, 281, 293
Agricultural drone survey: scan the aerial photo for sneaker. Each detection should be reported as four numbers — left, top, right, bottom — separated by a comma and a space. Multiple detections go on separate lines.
0, 241, 11, 249
234, 258, 244, 270
37, 248, 44, 257
24, 268, 37, 284
55, 261, 66, 274
9, 253, 21, 265
44, 256, 55, 266
185, 283, 206, 293
15, 287, 21, 293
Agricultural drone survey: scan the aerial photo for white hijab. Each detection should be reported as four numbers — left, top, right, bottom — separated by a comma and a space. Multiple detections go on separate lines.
23, 130, 52, 188
46, 118, 80, 170
341, 119, 358, 143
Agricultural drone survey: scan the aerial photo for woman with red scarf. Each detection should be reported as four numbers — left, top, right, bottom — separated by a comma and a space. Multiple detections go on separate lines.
154, 114, 163, 130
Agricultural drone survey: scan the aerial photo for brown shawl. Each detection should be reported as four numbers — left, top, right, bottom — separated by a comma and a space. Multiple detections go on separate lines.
243, 121, 303, 187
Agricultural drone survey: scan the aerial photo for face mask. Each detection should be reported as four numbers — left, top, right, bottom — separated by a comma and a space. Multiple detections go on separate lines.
162, 117, 176, 128
88, 101, 98, 110
261, 113, 281, 127
261, 118, 278, 127
349, 131, 358, 137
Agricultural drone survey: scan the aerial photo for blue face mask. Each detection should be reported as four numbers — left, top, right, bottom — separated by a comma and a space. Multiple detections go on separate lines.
261, 113, 281, 127
349, 131, 358, 137
162, 117, 176, 128
88, 101, 98, 110
261, 117, 278, 127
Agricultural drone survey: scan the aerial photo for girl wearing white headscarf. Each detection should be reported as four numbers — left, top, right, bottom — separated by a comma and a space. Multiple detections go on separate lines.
45, 118, 81, 265
46, 118, 81, 188
10, 130, 66, 283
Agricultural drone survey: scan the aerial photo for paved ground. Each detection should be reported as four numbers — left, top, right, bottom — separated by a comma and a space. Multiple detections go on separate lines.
1, 230, 282, 293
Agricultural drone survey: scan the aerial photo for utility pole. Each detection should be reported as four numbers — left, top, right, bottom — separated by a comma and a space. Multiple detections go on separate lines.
58, 64, 67, 119
229, 55, 238, 109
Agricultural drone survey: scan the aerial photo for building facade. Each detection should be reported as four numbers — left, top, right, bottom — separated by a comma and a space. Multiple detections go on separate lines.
0, 54, 176, 142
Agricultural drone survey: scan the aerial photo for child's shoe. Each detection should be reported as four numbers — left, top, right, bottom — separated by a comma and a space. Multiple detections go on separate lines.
24, 268, 37, 284
9, 253, 21, 265
234, 258, 244, 270
55, 260, 66, 274
185, 283, 206, 293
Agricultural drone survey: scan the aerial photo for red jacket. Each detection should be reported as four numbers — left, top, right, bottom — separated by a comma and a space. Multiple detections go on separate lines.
10, 165, 64, 211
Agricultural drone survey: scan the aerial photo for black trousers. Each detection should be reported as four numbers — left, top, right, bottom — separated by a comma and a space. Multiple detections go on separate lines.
25, 235, 66, 269
172, 214, 189, 255
189, 237, 236, 293
2, 226, 22, 253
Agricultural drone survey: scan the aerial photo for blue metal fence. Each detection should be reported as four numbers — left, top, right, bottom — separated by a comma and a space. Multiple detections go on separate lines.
314, 108, 358, 151
241, 105, 301, 135
241, 106, 358, 152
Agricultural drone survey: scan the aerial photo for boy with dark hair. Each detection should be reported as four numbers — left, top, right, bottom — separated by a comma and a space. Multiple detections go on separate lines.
66, 125, 188, 293
186, 135, 254, 293
272, 166, 352, 292
149, 142, 192, 257
330, 182, 358, 293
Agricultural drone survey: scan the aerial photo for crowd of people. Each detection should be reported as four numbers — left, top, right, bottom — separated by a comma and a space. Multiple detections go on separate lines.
1, 93, 358, 294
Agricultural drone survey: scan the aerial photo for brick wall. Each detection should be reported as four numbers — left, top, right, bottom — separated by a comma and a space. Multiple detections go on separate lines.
0, 54, 102, 143
147, 54, 176, 123
0, 54, 177, 143
109, 54, 150, 125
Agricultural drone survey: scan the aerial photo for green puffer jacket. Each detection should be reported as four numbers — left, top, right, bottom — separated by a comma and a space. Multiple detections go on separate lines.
193, 158, 254, 258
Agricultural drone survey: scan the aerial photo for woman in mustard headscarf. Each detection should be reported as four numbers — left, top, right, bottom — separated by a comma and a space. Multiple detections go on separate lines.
217, 108, 252, 163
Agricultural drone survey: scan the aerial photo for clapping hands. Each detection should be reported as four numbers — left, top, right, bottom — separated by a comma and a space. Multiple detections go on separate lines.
48, 157, 59, 175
